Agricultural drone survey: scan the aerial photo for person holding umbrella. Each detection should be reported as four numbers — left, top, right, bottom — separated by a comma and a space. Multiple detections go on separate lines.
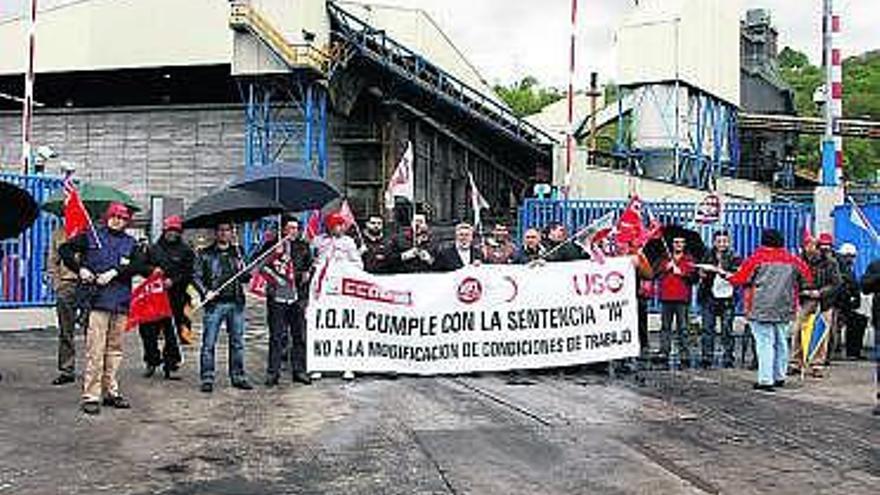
657, 236, 698, 366
139, 215, 194, 380
59, 202, 145, 415
194, 223, 253, 393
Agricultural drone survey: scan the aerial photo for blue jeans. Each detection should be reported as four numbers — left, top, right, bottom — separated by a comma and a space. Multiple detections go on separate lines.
701, 299, 735, 366
200, 302, 246, 384
750, 320, 790, 385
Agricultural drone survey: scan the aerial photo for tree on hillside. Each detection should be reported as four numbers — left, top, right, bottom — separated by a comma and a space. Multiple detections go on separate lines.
494, 77, 563, 118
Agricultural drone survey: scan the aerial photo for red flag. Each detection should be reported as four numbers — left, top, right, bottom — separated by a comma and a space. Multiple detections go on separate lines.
305, 210, 322, 241
63, 177, 90, 239
127, 272, 172, 330
338, 199, 356, 230
616, 196, 644, 244
248, 271, 269, 298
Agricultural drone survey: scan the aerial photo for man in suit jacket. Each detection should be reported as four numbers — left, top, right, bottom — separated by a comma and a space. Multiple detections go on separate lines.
436, 222, 483, 272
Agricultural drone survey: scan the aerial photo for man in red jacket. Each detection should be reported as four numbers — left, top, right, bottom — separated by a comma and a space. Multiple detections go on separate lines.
658, 236, 697, 365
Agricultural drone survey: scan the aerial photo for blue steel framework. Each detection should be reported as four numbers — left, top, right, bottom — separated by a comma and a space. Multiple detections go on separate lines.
614, 84, 740, 190
0, 172, 62, 308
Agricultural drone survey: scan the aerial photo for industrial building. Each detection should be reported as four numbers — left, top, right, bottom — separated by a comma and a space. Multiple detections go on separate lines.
0, 0, 553, 227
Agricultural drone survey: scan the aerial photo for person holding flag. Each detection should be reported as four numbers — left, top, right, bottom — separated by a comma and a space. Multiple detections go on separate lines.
728, 229, 812, 391
59, 202, 145, 415
47, 225, 81, 386
138, 215, 194, 381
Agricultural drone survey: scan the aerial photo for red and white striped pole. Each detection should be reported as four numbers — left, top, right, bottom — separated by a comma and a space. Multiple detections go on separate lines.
822, 0, 843, 185
563, 0, 578, 198
21, 0, 37, 175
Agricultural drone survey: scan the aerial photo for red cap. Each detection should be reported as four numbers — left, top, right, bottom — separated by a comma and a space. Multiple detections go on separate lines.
163, 215, 183, 232
105, 202, 131, 221
325, 212, 346, 230
818, 233, 833, 246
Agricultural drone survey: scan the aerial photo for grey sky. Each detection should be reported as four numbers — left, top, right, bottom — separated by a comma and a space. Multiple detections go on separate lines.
3, 0, 877, 88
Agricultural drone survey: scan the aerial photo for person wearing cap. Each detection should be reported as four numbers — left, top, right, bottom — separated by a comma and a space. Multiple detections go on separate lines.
139, 215, 195, 380
436, 222, 483, 272
790, 232, 841, 376
728, 229, 812, 391
834, 243, 867, 360
311, 210, 363, 381
59, 202, 146, 415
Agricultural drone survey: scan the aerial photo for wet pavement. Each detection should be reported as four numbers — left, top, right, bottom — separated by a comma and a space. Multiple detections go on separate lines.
0, 326, 877, 495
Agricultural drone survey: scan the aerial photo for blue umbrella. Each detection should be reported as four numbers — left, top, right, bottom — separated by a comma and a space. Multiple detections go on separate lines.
229, 165, 340, 213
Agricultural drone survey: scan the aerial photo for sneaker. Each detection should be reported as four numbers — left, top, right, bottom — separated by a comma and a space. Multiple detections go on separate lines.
81, 401, 100, 415
753, 383, 775, 392
342, 370, 355, 381
265, 375, 279, 388
200, 382, 214, 394
232, 379, 253, 390
309, 372, 322, 380
52, 374, 75, 385
292, 372, 312, 385
143, 365, 157, 378
102, 395, 131, 409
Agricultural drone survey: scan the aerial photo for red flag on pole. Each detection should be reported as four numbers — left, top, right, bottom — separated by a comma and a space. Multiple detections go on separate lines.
127, 271, 173, 330
616, 196, 644, 244
338, 199, 356, 231
62, 176, 90, 239
305, 209, 322, 241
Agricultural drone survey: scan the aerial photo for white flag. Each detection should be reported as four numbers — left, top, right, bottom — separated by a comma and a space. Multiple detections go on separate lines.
468, 170, 490, 228
384, 141, 414, 210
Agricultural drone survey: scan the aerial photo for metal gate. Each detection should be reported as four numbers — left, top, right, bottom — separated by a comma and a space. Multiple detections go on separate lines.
0, 172, 63, 308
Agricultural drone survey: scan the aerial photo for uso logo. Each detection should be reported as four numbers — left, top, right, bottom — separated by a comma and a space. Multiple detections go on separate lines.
457, 277, 483, 304
572, 271, 626, 296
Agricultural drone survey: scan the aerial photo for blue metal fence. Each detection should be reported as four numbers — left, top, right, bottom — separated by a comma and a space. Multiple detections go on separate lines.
0, 172, 63, 308
519, 199, 812, 256
833, 202, 880, 278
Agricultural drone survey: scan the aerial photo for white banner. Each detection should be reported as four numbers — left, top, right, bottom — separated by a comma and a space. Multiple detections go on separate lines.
306, 257, 639, 375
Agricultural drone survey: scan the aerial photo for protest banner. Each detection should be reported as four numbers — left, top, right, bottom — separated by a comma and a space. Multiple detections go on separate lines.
306, 257, 639, 375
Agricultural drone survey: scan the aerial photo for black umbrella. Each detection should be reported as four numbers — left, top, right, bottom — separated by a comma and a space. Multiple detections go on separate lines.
183, 188, 285, 229
643, 224, 706, 265
0, 181, 39, 240
229, 164, 339, 212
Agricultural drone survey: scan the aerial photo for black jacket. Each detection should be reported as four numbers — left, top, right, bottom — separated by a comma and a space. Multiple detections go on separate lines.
542, 239, 586, 262
194, 243, 249, 305
860, 259, 880, 328
835, 258, 861, 311
435, 244, 483, 272
697, 248, 741, 303
147, 236, 195, 295
362, 234, 393, 274
388, 229, 436, 274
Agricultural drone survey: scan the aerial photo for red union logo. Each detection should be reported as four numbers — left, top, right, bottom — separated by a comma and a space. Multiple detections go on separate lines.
572, 271, 626, 296
341, 278, 412, 306
457, 277, 482, 304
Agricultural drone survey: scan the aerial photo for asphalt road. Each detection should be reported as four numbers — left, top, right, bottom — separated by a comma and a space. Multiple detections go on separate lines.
0, 327, 877, 495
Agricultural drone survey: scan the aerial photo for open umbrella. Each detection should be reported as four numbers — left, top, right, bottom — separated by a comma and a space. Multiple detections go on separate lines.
183, 188, 285, 229
229, 164, 339, 212
42, 182, 140, 218
0, 181, 39, 240
643, 224, 706, 265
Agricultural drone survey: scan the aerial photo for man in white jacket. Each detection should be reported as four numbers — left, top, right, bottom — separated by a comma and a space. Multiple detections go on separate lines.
310, 211, 362, 380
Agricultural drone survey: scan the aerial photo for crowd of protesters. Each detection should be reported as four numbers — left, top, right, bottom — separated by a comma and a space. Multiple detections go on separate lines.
45, 202, 879, 416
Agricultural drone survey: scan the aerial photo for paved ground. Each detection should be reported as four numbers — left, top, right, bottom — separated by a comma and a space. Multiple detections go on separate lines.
0, 323, 877, 495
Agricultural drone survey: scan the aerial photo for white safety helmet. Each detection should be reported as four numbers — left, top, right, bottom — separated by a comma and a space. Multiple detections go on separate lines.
838, 243, 857, 257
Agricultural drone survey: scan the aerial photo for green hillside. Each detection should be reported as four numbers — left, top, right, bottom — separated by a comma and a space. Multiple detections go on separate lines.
779, 47, 880, 182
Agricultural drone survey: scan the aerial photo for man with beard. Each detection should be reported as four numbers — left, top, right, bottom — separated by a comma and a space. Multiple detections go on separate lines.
542, 223, 586, 262
139, 215, 195, 380
361, 215, 392, 274
436, 222, 483, 271
389, 213, 436, 273
59, 203, 145, 414
482, 223, 516, 264
697, 230, 741, 368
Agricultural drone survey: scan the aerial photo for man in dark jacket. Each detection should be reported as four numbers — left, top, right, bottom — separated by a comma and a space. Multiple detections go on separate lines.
835, 243, 867, 359
482, 223, 516, 265
388, 213, 436, 273
139, 215, 194, 380
435, 222, 484, 271
59, 202, 145, 415
859, 257, 880, 416
263, 216, 312, 387
513, 228, 546, 264
361, 215, 392, 274
790, 233, 841, 375
542, 223, 585, 262
194, 223, 252, 393
698, 230, 741, 368
729, 229, 812, 391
